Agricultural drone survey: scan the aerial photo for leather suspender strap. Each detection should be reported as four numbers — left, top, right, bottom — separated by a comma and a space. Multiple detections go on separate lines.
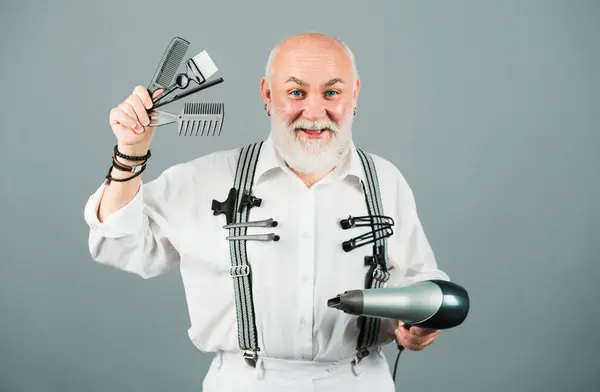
227, 141, 264, 367
354, 149, 392, 360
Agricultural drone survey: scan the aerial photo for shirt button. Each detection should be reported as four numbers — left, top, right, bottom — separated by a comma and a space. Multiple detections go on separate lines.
302, 232, 309, 238
302, 275, 308, 281
301, 317, 307, 323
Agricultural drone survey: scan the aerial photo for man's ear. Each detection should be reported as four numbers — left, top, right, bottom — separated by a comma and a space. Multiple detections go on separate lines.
352, 77, 361, 108
260, 77, 271, 106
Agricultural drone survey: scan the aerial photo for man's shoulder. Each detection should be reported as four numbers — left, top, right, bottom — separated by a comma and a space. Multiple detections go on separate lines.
354, 148, 416, 202
356, 148, 408, 183
187, 144, 243, 169
162, 141, 262, 178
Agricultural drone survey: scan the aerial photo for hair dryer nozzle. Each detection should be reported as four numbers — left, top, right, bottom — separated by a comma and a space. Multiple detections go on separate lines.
327, 280, 470, 330
327, 290, 364, 315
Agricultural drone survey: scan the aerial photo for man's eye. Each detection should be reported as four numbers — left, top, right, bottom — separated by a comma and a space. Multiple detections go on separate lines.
290, 90, 303, 97
325, 90, 338, 97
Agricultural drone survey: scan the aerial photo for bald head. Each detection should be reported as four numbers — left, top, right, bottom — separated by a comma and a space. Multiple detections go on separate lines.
265, 32, 358, 90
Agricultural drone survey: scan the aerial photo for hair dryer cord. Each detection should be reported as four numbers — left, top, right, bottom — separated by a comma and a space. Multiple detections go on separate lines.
392, 344, 405, 382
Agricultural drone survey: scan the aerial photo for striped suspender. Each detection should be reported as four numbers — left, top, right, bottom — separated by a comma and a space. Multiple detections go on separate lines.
217, 143, 392, 366
353, 149, 393, 360
226, 142, 264, 366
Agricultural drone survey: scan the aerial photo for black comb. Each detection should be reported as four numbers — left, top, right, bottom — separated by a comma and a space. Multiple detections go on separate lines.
147, 37, 190, 96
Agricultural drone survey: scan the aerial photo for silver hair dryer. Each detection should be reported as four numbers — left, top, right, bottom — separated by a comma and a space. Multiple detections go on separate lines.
327, 280, 470, 329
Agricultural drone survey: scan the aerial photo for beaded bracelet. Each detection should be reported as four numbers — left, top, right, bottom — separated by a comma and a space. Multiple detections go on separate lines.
113, 144, 151, 161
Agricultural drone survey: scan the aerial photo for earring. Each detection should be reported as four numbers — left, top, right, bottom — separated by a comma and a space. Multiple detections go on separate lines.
353, 107, 356, 116
265, 103, 270, 116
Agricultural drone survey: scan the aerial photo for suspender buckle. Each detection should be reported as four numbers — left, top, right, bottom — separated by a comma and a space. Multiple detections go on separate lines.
372, 268, 390, 283
354, 347, 370, 364
243, 349, 258, 367
365, 245, 387, 269
364, 253, 385, 267
230, 265, 250, 277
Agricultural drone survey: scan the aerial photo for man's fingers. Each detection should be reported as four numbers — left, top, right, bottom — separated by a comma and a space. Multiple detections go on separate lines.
423, 333, 438, 346
410, 327, 438, 337
118, 103, 144, 133
396, 324, 439, 351
126, 95, 150, 127
110, 108, 137, 130
395, 323, 409, 339
133, 85, 153, 110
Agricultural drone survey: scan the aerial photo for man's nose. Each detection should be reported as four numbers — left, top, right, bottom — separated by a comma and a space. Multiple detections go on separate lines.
301, 94, 327, 120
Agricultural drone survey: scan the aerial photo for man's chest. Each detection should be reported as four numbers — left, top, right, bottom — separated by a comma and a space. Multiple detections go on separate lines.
177, 174, 382, 297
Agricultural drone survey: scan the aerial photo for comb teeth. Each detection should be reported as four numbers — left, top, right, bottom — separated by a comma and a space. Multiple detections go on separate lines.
177, 102, 224, 137
183, 102, 223, 115
155, 38, 189, 87
177, 119, 223, 136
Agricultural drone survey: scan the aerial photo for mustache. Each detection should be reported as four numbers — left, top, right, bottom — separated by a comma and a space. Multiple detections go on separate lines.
287, 118, 339, 133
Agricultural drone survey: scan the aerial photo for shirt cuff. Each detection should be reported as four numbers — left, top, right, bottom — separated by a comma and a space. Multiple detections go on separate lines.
83, 181, 144, 238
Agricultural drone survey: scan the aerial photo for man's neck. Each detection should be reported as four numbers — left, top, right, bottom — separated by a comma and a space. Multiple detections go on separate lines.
289, 166, 335, 189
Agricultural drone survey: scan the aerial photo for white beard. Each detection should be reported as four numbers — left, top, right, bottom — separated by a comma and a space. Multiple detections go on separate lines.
270, 109, 354, 173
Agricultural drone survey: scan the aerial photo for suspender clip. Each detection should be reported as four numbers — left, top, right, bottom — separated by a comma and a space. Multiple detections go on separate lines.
342, 238, 356, 252
239, 191, 262, 212
340, 215, 355, 229
364, 245, 387, 270
243, 349, 258, 367
212, 187, 238, 225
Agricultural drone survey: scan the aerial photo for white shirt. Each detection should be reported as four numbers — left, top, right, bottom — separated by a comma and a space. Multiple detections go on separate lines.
83, 133, 450, 362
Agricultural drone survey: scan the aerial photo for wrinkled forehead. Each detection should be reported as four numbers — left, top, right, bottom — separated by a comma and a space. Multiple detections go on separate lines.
271, 42, 354, 86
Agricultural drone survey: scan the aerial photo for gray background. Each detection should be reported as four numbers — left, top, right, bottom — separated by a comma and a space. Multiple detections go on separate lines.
1, 0, 598, 391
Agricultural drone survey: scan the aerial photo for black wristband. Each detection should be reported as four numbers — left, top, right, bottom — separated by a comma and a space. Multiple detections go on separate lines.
105, 162, 146, 185
114, 144, 151, 161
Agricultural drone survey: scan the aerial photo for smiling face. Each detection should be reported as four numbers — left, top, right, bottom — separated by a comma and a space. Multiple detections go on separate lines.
260, 34, 361, 174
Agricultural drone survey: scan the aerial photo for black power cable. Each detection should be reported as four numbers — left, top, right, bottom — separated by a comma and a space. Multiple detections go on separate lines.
392, 344, 405, 382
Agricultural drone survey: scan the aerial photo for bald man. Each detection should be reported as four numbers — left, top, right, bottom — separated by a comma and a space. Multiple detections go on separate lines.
85, 32, 449, 391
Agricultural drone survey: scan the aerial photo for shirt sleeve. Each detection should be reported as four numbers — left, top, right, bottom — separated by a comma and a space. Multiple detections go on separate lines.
387, 209, 450, 287
83, 163, 190, 279
385, 169, 450, 288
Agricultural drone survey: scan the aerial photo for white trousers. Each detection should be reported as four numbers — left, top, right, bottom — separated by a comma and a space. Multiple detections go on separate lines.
201, 348, 396, 392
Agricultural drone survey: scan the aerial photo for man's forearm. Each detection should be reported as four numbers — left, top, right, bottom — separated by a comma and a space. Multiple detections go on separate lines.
97, 156, 144, 223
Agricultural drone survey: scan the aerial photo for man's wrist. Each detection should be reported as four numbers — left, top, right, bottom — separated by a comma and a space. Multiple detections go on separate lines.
114, 155, 146, 168
115, 144, 150, 164
116, 144, 149, 158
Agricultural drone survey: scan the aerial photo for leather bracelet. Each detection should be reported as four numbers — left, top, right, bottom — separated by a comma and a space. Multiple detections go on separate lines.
105, 162, 146, 185
114, 144, 151, 161
112, 155, 146, 173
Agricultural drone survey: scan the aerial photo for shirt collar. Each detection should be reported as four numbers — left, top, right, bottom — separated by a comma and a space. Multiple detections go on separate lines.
253, 133, 287, 183
340, 140, 367, 186
253, 132, 366, 189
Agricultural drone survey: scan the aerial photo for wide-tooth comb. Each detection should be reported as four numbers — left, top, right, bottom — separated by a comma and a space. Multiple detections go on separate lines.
149, 102, 225, 136
147, 37, 190, 95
